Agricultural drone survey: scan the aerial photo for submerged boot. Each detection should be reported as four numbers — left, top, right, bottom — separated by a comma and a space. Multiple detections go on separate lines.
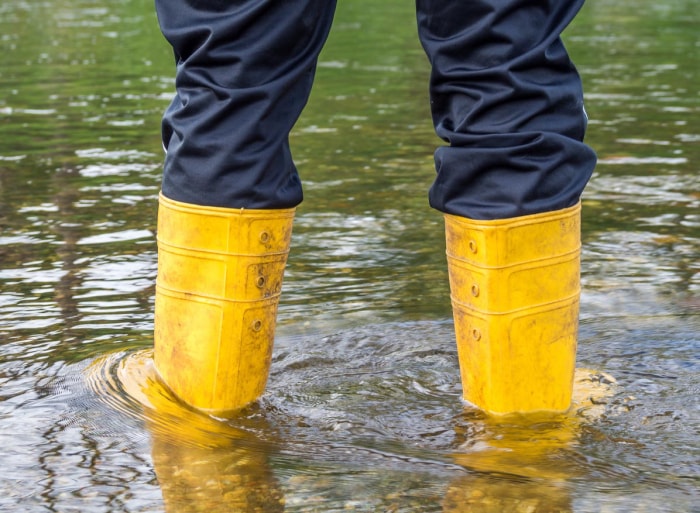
445, 203, 581, 415
153, 193, 294, 414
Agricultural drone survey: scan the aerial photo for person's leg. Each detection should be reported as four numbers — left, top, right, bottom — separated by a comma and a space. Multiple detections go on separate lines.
156, 0, 337, 209
416, 0, 596, 414
153, 0, 337, 413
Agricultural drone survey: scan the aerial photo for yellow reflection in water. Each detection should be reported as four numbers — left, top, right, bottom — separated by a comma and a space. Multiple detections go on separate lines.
443, 369, 615, 512
92, 350, 615, 512
113, 350, 285, 513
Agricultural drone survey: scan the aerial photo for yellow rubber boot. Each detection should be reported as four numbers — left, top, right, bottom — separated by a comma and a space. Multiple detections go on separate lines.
153, 193, 294, 414
445, 203, 581, 415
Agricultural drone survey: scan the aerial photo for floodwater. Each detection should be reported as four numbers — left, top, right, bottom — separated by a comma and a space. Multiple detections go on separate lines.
0, 0, 697, 511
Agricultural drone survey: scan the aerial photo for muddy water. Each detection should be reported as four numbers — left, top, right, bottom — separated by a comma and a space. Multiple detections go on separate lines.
0, 0, 698, 512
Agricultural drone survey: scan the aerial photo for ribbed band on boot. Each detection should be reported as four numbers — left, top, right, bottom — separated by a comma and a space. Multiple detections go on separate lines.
154, 193, 294, 413
445, 203, 581, 414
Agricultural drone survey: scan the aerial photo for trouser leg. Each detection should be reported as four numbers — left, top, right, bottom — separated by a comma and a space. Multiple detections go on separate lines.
416, 0, 596, 414
155, 0, 337, 209
416, 0, 595, 219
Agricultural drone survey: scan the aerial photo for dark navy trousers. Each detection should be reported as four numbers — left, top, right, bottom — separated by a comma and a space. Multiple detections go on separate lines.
155, 0, 596, 220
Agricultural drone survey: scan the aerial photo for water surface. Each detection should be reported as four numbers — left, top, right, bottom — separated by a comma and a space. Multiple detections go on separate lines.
0, 0, 698, 512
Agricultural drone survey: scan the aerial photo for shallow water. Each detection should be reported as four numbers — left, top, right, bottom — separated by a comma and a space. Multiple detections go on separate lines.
0, 0, 698, 512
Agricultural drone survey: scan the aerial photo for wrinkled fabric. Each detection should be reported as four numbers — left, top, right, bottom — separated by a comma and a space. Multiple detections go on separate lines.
416, 0, 596, 219
156, 0, 595, 219
155, 0, 337, 209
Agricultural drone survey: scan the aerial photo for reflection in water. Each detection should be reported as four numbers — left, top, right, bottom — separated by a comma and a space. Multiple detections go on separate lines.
0, 0, 698, 510
443, 478, 572, 513
441, 371, 614, 513
87, 343, 616, 513
452, 371, 613, 477
91, 350, 285, 512
153, 437, 284, 513
52, 167, 82, 325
